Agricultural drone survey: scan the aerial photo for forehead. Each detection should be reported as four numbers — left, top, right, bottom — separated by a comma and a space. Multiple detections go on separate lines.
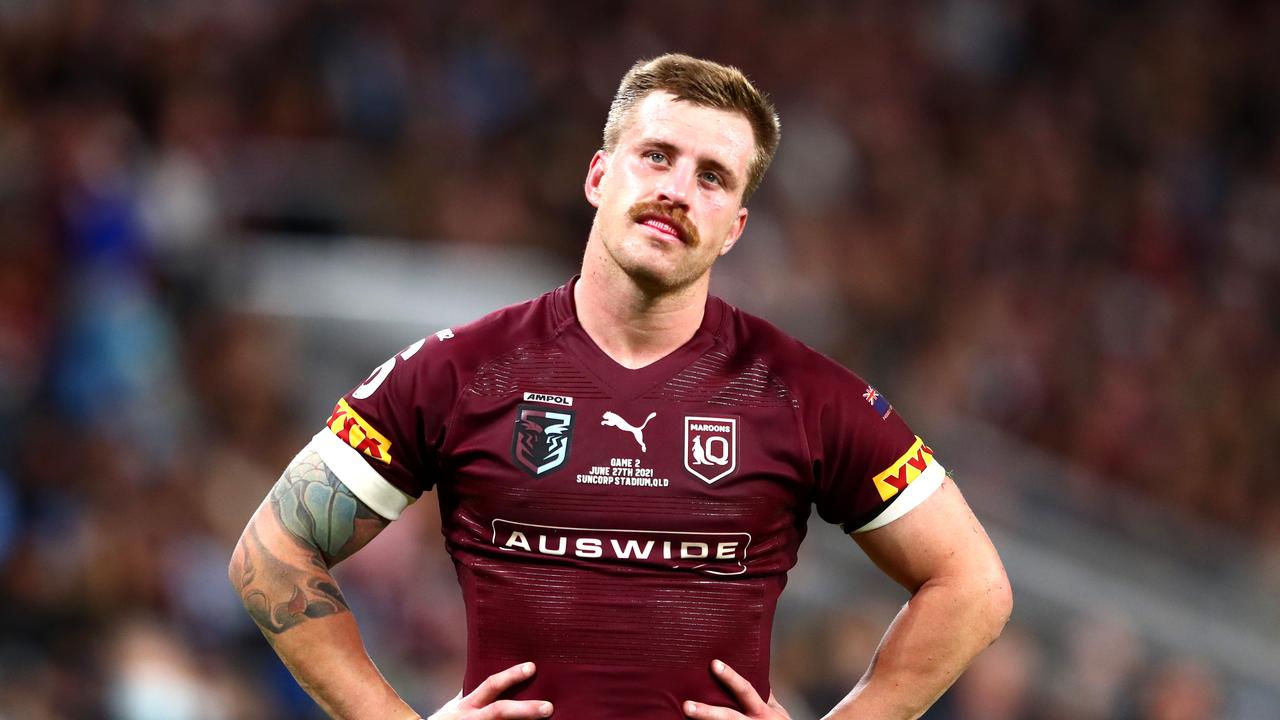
617, 91, 754, 173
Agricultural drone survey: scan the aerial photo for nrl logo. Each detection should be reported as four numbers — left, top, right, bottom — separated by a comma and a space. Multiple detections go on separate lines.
684, 416, 737, 484
511, 405, 575, 477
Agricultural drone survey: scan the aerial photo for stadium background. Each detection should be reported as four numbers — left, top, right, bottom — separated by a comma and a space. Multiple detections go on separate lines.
0, 1, 1276, 718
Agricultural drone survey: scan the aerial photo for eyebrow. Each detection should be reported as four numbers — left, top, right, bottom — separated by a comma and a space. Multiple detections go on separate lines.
646, 139, 740, 190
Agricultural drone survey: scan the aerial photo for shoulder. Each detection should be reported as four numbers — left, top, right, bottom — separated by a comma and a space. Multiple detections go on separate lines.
348, 283, 569, 404
713, 298, 867, 397
408, 283, 570, 372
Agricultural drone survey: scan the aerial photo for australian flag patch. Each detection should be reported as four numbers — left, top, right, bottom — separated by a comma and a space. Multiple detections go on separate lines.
862, 386, 893, 419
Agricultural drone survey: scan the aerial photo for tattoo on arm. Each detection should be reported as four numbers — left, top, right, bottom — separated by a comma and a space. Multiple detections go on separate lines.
237, 522, 350, 634
270, 453, 382, 566
230, 450, 390, 635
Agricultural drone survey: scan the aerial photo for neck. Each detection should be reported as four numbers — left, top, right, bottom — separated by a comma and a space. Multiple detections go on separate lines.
574, 240, 710, 370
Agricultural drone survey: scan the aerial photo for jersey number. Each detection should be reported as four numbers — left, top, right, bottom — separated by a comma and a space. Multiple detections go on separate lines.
352, 338, 426, 399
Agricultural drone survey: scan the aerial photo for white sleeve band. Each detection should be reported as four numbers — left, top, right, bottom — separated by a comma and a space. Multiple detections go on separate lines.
852, 461, 946, 533
308, 429, 415, 521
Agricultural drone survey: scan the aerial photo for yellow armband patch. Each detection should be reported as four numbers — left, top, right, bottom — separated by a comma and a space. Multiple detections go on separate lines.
325, 398, 393, 465
871, 436, 935, 501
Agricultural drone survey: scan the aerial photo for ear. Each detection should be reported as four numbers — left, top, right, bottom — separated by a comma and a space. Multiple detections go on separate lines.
718, 206, 749, 256
584, 150, 609, 208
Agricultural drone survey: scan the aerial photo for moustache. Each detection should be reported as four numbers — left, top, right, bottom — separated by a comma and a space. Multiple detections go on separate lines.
627, 201, 700, 246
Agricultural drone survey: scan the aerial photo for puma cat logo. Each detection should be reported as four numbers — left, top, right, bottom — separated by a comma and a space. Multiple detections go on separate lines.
601, 411, 657, 452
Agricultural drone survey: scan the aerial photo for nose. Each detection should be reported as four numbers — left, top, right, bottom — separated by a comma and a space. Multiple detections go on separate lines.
655, 162, 694, 209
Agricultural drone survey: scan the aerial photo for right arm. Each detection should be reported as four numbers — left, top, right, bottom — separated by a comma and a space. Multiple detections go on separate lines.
228, 449, 413, 719
228, 450, 554, 720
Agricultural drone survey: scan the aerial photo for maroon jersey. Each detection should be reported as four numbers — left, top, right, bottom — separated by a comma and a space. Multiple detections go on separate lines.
310, 279, 944, 718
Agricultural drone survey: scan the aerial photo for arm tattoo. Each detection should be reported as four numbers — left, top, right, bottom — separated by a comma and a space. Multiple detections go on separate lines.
231, 450, 390, 635
270, 452, 381, 566
237, 522, 350, 634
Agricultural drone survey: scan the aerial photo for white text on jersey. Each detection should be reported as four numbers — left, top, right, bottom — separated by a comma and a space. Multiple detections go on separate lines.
491, 519, 750, 576
523, 392, 574, 407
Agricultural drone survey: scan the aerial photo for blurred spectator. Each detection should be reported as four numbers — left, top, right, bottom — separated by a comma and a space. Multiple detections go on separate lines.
941, 628, 1040, 720
106, 618, 229, 720
1136, 658, 1221, 720
1049, 614, 1145, 720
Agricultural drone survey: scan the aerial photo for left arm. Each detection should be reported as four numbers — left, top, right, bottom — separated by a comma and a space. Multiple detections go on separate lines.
685, 477, 1011, 720
831, 477, 1012, 718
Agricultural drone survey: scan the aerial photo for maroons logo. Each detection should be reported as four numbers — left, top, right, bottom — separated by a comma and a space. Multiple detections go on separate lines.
511, 405, 575, 477
684, 416, 737, 484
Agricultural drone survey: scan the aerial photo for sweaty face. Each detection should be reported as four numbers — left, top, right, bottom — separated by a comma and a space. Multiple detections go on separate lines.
586, 92, 753, 293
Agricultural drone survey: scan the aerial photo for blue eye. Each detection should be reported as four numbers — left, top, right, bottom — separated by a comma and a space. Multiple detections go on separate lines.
647, 151, 667, 164
701, 171, 721, 185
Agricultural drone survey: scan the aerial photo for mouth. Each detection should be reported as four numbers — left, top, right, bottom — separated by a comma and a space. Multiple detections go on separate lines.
634, 213, 688, 244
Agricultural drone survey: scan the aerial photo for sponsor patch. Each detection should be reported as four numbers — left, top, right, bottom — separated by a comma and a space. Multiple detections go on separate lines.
863, 385, 893, 419
871, 436, 936, 501
326, 398, 392, 464
492, 519, 750, 576
684, 416, 738, 484
511, 405, 575, 476
523, 391, 574, 407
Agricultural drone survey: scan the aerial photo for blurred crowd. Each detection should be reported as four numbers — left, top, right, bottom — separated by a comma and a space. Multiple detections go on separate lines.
0, 0, 1276, 718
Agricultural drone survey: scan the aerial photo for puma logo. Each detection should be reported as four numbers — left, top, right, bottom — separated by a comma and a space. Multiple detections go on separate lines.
601, 411, 657, 452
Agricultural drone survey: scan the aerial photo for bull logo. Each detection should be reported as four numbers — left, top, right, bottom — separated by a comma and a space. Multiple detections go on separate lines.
684, 416, 738, 484
511, 405, 575, 477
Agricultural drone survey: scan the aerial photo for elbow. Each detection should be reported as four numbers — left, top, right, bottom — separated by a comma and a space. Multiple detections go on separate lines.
984, 567, 1013, 642
227, 534, 248, 597
944, 560, 1011, 645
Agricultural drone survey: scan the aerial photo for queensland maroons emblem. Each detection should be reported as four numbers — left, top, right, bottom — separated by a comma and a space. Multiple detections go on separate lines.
511, 405, 575, 477
684, 416, 738, 484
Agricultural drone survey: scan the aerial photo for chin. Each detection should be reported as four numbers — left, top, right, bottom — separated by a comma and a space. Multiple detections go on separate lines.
602, 232, 709, 293
620, 260, 706, 294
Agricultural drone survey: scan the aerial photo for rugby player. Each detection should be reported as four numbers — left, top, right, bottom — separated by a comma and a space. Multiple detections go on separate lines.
229, 54, 1012, 719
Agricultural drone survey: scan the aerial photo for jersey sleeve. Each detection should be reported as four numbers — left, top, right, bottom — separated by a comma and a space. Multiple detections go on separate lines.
305, 333, 459, 521
806, 370, 946, 534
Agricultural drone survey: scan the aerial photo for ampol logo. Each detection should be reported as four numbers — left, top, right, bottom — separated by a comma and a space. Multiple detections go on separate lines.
683, 416, 737, 484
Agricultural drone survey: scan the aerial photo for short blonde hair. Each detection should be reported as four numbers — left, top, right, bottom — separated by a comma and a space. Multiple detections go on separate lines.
603, 54, 781, 202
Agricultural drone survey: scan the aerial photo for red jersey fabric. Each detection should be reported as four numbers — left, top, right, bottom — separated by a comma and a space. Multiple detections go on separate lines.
312, 278, 944, 718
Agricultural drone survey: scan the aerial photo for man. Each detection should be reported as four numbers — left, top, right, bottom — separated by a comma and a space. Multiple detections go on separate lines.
229, 54, 1011, 719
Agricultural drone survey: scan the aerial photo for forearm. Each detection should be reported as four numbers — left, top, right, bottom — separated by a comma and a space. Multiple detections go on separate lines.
268, 614, 412, 719
823, 575, 1011, 719
229, 451, 413, 720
